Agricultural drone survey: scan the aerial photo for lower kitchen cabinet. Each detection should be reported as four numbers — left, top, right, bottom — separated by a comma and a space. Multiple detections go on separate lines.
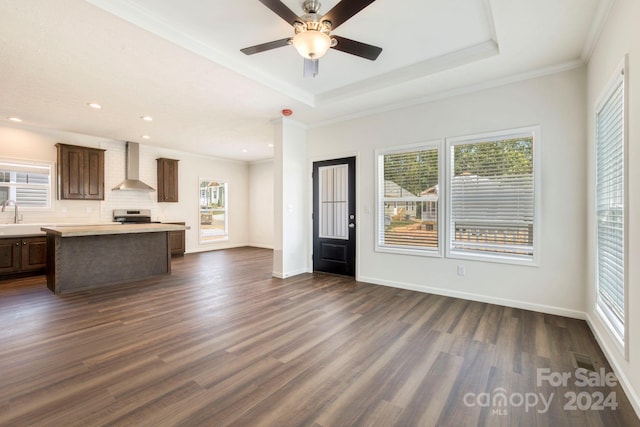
0, 236, 47, 278
0, 238, 20, 274
165, 222, 186, 256
21, 237, 47, 271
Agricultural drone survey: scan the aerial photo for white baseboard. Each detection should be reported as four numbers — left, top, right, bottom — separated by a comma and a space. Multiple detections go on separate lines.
247, 243, 274, 249
185, 242, 249, 254
272, 268, 308, 279
357, 275, 586, 319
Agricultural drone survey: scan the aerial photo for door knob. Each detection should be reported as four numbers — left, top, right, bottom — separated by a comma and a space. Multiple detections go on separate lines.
348, 223, 355, 228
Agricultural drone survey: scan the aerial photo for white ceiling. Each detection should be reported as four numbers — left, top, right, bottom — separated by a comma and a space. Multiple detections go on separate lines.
0, 0, 610, 161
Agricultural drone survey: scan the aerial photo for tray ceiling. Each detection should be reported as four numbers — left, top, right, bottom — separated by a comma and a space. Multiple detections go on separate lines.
0, 0, 610, 161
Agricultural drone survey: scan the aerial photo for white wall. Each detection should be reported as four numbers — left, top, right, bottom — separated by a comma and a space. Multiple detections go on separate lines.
586, 0, 640, 415
0, 124, 250, 252
308, 67, 587, 317
248, 160, 274, 248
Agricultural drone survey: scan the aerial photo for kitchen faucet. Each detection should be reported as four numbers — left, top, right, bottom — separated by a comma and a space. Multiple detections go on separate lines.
1, 199, 19, 224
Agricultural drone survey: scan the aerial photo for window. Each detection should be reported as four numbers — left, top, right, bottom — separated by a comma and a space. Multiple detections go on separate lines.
319, 164, 349, 240
595, 61, 626, 345
0, 159, 52, 208
376, 142, 441, 255
446, 127, 539, 263
199, 178, 228, 243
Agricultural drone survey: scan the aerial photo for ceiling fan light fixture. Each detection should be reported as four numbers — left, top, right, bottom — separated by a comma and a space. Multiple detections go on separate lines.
292, 30, 331, 59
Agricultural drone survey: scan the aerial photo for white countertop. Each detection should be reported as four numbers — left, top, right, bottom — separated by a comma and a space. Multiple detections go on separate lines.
41, 223, 186, 237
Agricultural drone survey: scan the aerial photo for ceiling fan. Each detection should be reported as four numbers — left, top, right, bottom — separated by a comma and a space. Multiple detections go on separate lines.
241, 0, 382, 77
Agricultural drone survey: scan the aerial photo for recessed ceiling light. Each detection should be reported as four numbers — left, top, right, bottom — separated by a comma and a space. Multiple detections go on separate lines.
142, 135, 151, 139
268, 144, 274, 147
87, 102, 102, 109
140, 116, 153, 122
242, 149, 248, 153
8, 117, 23, 123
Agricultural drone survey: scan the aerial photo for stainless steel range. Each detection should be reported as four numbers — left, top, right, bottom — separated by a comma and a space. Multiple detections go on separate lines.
113, 209, 156, 224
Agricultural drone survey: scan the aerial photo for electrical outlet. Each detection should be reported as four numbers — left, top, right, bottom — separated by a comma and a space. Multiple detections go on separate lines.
457, 265, 466, 276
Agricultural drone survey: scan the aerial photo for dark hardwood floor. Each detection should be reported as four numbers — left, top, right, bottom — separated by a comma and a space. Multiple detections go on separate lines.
0, 247, 638, 426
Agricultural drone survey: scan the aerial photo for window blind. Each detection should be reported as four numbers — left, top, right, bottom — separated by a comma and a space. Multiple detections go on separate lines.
377, 147, 439, 251
0, 160, 51, 207
595, 71, 625, 341
449, 135, 535, 259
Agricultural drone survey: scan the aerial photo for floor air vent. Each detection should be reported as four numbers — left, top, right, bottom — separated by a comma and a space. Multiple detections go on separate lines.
570, 352, 597, 372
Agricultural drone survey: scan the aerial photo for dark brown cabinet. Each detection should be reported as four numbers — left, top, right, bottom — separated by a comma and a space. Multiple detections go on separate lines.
157, 158, 179, 202
165, 222, 186, 256
21, 237, 47, 271
56, 143, 105, 200
0, 238, 20, 274
0, 236, 47, 276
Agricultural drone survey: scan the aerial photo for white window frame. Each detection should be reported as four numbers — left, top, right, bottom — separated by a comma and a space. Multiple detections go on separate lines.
445, 126, 541, 266
594, 57, 628, 352
198, 177, 229, 243
375, 140, 444, 257
0, 158, 53, 210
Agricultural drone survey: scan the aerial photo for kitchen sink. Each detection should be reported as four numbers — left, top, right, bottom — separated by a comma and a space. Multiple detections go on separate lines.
0, 223, 53, 236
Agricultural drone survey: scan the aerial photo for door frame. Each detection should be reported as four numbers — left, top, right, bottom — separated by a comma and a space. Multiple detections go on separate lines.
308, 152, 360, 279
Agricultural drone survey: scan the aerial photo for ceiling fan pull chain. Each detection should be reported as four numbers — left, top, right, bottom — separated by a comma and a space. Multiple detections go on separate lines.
304, 58, 320, 78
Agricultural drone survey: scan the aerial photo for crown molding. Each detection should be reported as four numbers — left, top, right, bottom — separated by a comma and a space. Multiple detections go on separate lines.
581, 0, 615, 62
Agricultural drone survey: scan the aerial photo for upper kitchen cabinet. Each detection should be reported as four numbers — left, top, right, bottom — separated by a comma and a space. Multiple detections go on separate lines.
56, 143, 105, 200
156, 158, 179, 202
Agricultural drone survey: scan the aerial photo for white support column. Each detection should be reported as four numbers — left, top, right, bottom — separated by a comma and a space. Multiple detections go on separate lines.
272, 117, 309, 278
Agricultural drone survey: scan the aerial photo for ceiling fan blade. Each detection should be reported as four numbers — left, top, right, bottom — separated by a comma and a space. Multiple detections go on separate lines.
331, 35, 382, 60
321, 0, 377, 30
303, 58, 319, 78
258, 0, 301, 25
241, 38, 291, 55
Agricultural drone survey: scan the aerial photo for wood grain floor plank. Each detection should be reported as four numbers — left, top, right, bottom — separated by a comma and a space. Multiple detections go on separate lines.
394, 351, 467, 427
387, 330, 455, 406
472, 303, 505, 344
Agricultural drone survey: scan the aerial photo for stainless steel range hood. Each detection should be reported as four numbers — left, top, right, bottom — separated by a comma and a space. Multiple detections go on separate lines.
112, 141, 155, 191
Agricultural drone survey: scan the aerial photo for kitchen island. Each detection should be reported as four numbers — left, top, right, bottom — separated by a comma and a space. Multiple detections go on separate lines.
42, 223, 186, 294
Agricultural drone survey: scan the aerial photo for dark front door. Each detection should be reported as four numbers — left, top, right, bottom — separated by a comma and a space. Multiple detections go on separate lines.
313, 157, 356, 276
